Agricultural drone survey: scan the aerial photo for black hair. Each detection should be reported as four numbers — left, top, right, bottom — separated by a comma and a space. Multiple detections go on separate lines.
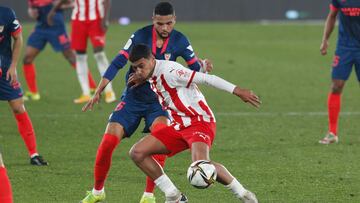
129, 44, 152, 62
154, 2, 174, 16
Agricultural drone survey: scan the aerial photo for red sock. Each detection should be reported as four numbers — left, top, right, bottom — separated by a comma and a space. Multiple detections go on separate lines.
94, 134, 120, 190
23, 63, 38, 93
144, 154, 167, 193
0, 167, 13, 203
328, 93, 341, 135
14, 112, 38, 156
71, 63, 97, 89
88, 72, 97, 90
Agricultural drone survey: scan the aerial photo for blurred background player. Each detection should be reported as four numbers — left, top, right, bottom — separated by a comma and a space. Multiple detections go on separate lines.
50, 0, 116, 104
80, 2, 213, 203
128, 44, 260, 203
319, 0, 360, 144
0, 6, 48, 165
23, 0, 97, 101
0, 152, 13, 203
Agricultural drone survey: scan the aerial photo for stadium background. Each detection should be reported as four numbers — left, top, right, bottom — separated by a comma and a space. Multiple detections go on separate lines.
3, 0, 329, 21
1, 0, 360, 202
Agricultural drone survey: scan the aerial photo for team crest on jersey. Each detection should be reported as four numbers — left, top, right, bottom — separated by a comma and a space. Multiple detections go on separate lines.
176, 69, 191, 78
0, 25, 4, 33
164, 53, 171, 60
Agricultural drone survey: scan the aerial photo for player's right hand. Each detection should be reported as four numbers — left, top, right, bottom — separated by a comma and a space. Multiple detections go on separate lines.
233, 87, 261, 108
320, 40, 329, 55
47, 11, 56, 26
82, 93, 101, 112
6, 65, 18, 86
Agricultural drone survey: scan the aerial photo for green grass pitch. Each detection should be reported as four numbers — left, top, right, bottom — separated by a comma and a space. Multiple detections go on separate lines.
0, 22, 360, 202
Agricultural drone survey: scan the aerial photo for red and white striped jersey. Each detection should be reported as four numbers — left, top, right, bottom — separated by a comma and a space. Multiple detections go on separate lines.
149, 60, 216, 130
71, 0, 105, 21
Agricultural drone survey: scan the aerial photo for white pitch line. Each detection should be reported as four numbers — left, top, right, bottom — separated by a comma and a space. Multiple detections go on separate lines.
216, 112, 360, 116
1, 112, 360, 118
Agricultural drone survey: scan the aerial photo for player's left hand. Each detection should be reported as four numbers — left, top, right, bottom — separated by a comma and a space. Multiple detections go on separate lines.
6, 66, 18, 86
233, 87, 261, 108
127, 73, 146, 88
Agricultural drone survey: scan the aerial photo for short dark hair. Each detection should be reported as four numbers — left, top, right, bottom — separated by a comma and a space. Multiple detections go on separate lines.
154, 2, 174, 16
129, 44, 152, 62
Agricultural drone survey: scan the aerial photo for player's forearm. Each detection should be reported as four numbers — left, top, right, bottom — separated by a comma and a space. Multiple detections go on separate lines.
103, 0, 111, 21
322, 13, 337, 42
11, 35, 23, 68
192, 72, 236, 94
51, 0, 69, 12
95, 78, 111, 95
103, 54, 128, 80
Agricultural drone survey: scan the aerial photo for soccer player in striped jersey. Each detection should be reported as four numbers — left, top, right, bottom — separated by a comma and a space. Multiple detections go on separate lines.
319, 0, 360, 144
127, 44, 260, 203
0, 6, 48, 166
80, 2, 213, 203
50, 0, 116, 103
23, 0, 97, 101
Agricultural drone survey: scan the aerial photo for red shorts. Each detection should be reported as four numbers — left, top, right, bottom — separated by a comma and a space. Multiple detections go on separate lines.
151, 122, 216, 157
71, 20, 106, 51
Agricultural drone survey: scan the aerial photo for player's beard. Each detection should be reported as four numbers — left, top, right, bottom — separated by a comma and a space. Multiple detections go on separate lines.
156, 30, 169, 39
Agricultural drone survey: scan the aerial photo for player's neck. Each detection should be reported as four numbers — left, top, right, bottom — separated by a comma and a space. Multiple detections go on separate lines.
155, 32, 168, 48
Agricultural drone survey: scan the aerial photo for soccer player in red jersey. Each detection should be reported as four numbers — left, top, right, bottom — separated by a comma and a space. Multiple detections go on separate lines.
23, 0, 97, 101
319, 0, 360, 144
0, 6, 48, 165
127, 44, 260, 203
50, 0, 116, 103
0, 153, 13, 203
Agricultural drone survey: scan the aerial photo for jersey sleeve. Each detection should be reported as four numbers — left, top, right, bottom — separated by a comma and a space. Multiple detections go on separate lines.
103, 31, 141, 80
330, 0, 340, 11
179, 35, 202, 72
7, 8, 22, 37
164, 62, 236, 93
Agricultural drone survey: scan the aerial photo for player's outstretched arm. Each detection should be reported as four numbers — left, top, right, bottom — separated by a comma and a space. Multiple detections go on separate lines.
7, 31, 23, 86
82, 78, 111, 112
183, 70, 261, 108
320, 8, 338, 55
47, 0, 71, 26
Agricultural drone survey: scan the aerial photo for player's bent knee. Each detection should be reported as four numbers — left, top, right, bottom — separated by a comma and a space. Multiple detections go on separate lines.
9, 99, 26, 114
129, 145, 146, 163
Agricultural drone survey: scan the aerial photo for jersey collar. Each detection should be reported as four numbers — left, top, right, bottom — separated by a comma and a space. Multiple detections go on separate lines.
152, 25, 170, 56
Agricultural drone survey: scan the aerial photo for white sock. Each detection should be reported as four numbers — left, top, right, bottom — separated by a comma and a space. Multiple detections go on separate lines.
154, 174, 179, 197
143, 192, 154, 197
225, 178, 247, 199
92, 187, 104, 195
76, 54, 90, 95
30, 153, 39, 158
94, 51, 113, 92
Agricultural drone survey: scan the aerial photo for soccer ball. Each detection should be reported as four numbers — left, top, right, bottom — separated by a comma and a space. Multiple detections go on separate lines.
187, 160, 217, 189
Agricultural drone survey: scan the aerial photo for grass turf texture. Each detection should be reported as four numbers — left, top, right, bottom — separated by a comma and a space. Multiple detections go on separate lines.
0, 22, 359, 202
